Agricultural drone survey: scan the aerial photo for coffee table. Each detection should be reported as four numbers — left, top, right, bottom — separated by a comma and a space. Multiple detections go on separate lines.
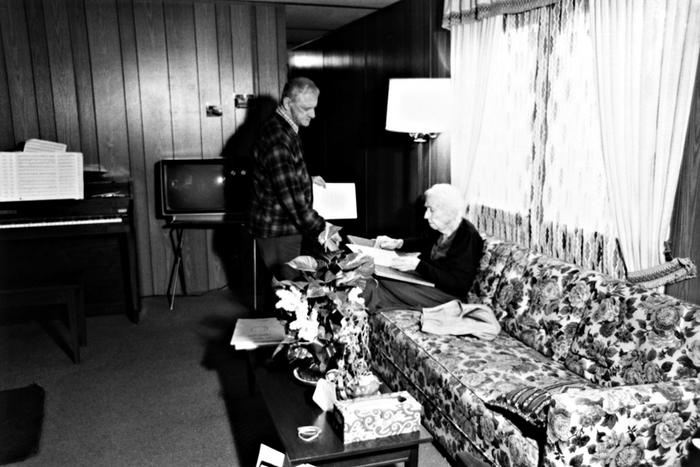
253, 354, 433, 467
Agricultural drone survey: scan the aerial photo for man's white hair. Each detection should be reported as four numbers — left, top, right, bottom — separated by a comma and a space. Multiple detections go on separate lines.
424, 183, 466, 220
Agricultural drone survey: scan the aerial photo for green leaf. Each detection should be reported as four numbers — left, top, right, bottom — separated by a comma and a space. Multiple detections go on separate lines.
323, 270, 337, 282
336, 270, 364, 287
286, 255, 319, 272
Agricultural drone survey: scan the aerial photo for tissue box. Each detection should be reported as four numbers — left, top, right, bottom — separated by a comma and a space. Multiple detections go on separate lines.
332, 391, 422, 443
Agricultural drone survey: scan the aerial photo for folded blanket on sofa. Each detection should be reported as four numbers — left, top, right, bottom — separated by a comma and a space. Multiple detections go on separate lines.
421, 300, 501, 340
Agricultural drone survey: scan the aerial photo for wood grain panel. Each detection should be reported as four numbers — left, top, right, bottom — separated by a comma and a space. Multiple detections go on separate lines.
134, 0, 174, 295
195, 2, 227, 289
255, 5, 281, 97
216, 4, 236, 143
667, 52, 700, 305
67, 0, 99, 165
195, 3, 222, 158
276, 6, 287, 95
0, 23, 14, 149
164, 2, 210, 293
428, 1, 451, 186
164, 3, 201, 158
117, 0, 153, 296
0, 0, 39, 141
231, 4, 255, 128
86, 0, 130, 172
25, 0, 57, 142
312, 27, 365, 236
43, 0, 81, 152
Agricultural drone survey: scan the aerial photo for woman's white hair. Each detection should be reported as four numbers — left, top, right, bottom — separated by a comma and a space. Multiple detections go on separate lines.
424, 183, 467, 220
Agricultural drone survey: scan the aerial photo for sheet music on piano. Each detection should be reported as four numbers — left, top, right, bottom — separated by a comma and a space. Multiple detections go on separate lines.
0, 152, 83, 202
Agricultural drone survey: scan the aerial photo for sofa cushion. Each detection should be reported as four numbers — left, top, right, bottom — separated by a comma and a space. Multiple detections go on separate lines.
490, 244, 534, 324
567, 281, 700, 386
467, 237, 509, 306
501, 254, 596, 362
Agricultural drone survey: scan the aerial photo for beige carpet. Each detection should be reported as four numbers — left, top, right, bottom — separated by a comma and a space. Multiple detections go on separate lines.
0, 288, 452, 467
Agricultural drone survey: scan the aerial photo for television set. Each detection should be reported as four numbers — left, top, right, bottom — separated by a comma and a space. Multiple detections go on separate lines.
155, 158, 250, 222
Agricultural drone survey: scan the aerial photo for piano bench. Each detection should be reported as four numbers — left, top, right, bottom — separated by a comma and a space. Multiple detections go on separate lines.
0, 276, 85, 364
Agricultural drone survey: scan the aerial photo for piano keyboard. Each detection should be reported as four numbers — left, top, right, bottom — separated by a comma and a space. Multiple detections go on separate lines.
0, 217, 123, 229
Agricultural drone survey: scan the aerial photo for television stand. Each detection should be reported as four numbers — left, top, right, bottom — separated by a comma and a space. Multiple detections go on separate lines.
164, 218, 257, 312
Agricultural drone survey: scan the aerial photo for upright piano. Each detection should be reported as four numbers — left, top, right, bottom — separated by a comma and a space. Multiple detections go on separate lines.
0, 183, 140, 322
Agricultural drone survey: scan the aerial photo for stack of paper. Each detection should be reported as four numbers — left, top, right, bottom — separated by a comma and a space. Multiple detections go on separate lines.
230, 318, 286, 350
346, 242, 435, 287
346, 244, 399, 267
312, 183, 357, 219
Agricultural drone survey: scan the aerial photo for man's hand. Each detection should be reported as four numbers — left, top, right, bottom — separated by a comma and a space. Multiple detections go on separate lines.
373, 235, 403, 250
312, 176, 326, 188
318, 222, 342, 251
391, 256, 419, 271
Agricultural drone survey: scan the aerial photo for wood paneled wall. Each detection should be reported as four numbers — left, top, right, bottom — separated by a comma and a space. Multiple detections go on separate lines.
668, 54, 700, 305
291, 0, 450, 238
0, 0, 286, 297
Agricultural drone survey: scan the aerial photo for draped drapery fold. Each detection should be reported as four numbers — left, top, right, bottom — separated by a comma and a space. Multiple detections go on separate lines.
449, 15, 500, 198
443, 0, 560, 27
461, 9, 540, 225
449, 0, 699, 281
591, 0, 700, 274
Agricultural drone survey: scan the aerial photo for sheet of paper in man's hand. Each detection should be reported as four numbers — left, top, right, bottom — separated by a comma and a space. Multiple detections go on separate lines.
313, 183, 357, 219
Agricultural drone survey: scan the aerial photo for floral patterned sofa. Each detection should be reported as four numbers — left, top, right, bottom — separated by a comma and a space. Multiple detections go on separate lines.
368, 236, 700, 466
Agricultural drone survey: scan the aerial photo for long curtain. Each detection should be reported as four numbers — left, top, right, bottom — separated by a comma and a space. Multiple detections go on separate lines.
591, 0, 700, 273
461, 11, 541, 220
538, 0, 618, 272
446, 0, 700, 278
450, 15, 500, 198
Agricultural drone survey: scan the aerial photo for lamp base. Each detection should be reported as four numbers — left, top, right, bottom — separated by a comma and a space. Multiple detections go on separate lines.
409, 132, 438, 143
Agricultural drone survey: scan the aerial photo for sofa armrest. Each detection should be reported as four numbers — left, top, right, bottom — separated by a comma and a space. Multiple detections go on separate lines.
544, 379, 700, 467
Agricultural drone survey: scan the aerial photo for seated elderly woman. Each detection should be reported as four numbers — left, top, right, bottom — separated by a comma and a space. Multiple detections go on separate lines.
363, 183, 485, 311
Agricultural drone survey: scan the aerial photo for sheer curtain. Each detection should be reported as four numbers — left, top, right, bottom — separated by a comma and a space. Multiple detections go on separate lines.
446, 0, 699, 278
591, 0, 700, 273
457, 11, 542, 228
449, 15, 500, 198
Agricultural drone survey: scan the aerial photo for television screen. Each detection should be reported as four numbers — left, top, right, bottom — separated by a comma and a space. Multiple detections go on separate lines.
156, 158, 249, 221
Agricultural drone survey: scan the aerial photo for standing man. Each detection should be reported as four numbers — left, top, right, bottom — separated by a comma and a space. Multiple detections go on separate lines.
249, 77, 330, 281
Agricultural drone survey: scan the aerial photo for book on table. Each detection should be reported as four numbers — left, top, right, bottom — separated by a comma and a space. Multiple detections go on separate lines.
230, 317, 286, 350
345, 236, 435, 288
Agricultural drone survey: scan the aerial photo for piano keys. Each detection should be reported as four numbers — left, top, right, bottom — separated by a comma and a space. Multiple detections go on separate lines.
0, 192, 140, 322
0, 217, 123, 229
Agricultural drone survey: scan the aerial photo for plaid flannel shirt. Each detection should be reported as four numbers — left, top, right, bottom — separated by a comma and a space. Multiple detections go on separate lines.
249, 111, 325, 238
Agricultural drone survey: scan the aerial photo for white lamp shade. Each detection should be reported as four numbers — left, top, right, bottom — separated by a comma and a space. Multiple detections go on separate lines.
385, 78, 451, 134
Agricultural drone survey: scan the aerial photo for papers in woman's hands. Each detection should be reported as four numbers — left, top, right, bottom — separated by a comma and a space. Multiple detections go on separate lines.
374, 265, 435, 287
345, 243, 435, 287
346, 235, 374, 247
230, 318, 286, 350
346, 243, 398, 267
